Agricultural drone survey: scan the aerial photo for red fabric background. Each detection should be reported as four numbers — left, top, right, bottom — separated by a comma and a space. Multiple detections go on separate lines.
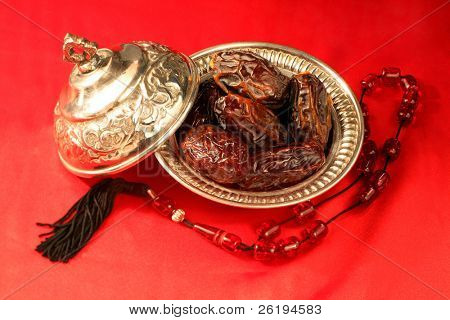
0, 0, 449, 300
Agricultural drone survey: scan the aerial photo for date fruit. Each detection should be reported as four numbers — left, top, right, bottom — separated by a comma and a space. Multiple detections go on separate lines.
177, 80, 222, 141
286, 73, 332, 147
211, 51, 289, 108
181, 125, 249, 184
238, 142, 325, 191
214, 93, 288, 148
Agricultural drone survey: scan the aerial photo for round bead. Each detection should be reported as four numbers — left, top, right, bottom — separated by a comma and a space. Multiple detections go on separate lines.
370, 170, 390, 192
152, 195, 175, 217
381, 67, 401, 86
402, 88, 419, 109
398, 103, 415, 125
277, 236, 300, 258
400, 75, 417, 91
361, 73, 380, 94
256, 220, 281, 240
361, 140, 378, 161
356, 157, 375, 176
171, 209, 185, 223
254, 241, 277, 261
359, 185, 378, 204
305, 220, 328, 243
292, 201, 315, 224
383, 138, 401, 160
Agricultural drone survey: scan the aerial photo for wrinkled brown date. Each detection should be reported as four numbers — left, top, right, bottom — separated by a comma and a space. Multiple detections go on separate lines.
214, 93, 288, 148
287, 73, 332, 147
177, 80, 222, 141
238, 142, 325, 191
181, 125, 249, 184
210, 51, 289, 108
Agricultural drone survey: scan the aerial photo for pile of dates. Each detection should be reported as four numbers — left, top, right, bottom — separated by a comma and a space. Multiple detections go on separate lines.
177, 51, 333, 191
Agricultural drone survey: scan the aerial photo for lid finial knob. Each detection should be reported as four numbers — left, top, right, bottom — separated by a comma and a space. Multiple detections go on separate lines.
63, 33, 100, 73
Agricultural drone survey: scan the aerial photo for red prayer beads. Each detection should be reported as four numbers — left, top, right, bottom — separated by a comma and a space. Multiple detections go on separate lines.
383, 138, 401, 160
370, 170, 390, 192
398, 75, 419, 125
193, 224, 242, 253
361, 73, 380, 94
359, 185, 378, 204
362, 140, 378, 161
356, 67, 418, 206
253, 241, 277, 261
356, 140, 378, 176
277, 236, 301, 258
402, 88, 419, 109
381, 67, 401, 86
292, 201, 315, 224
303, 220, 328, 243
398, 104, 415, 125
356, 156, 376, 176
256, 220, 281, 240
145, 67, 419, 262
152, 195, 176, 217
400, 75, 417, 91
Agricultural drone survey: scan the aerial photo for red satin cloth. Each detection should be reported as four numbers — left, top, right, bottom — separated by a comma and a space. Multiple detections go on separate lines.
0, 0, 449, 300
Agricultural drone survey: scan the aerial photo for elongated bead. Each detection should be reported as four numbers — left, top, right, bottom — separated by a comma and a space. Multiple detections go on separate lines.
256, 220, 281, 239
254, 241, 277, 261
277, 236, 300, 258
359, 185, 378, 204
383, 138, 401, 160
193, 224, 242, 252
292, 201, 315, 224
370, 170, 390, 192
382, 67, 401, 86
304, 220, 328, 243
152, 195, 175, 217
361, 73, 380, 94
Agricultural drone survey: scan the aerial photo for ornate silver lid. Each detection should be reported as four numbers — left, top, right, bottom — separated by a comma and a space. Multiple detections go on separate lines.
54, 34, 199, 177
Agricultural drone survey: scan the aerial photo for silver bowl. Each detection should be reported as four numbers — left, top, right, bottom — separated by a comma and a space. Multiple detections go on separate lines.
155, 42, 364, 208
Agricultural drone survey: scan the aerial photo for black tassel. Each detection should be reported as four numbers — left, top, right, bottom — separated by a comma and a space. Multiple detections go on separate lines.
36, 178, 150, 262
